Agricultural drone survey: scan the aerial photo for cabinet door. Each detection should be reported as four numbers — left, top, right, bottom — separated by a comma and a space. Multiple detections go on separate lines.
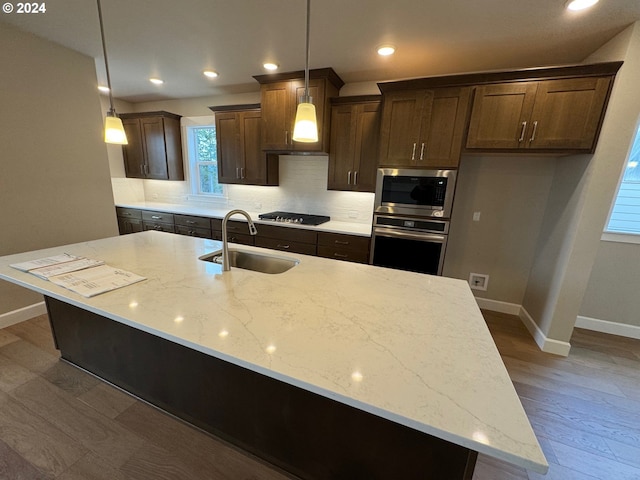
239, 110, 267, 184
141, 117, 169, 179
216, 112, 241, 184
328, 104, 357, 190
527, 77, 612, 151
378, 90, 432, 166
466, 82, 538, 149
419, 87, 470, 168
261, 81, 291, 150
353, 102, 381, 191
122, 119, 145, 178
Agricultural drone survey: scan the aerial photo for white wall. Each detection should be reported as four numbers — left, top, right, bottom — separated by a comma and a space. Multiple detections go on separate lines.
0, 22, 119, 317
521, 22, 640, 350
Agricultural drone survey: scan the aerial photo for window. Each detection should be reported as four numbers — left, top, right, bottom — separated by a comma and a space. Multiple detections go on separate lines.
606, 123, 640, 235
182, 116, 224, 197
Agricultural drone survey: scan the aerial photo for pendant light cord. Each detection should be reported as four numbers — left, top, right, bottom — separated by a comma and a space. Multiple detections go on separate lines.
304, 0, 310, 99
97, 0, 116, 115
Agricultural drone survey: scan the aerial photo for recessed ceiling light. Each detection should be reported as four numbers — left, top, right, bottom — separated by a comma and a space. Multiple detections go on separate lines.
98, 85, 110, 93
566, 0, 599, 11
149, 78, 164, 85
203, 70, 218, 78
377, 45, 396, 56
263, 63, 279, 71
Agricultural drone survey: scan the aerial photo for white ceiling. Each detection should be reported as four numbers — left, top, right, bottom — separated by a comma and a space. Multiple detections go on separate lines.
2, 0, 639, 103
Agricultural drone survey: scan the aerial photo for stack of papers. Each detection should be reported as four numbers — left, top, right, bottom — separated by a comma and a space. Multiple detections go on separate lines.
10, 254, 146, 297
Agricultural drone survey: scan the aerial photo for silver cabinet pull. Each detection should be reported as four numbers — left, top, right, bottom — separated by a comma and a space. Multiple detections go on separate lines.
236, 167, 240, 179
240, 167, 244, 179
348, 171, 352, 184
518, 121, 527, 142
411, 143, 417, 161
354, 171, 358, 185
151, 215, 161, 220
144, 164, 149, 175
140, 165, 144, 175
277, 244, 290, 249
185, 220, 196, 225
285, 131, 289, 145
529, 121, 538, 143
420, 143, 425, 161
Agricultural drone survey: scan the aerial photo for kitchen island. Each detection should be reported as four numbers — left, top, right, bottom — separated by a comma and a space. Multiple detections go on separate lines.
0, 231, 547, 479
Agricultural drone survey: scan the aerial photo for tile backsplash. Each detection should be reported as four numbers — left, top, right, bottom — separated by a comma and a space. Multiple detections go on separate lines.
111, 155, 375, 224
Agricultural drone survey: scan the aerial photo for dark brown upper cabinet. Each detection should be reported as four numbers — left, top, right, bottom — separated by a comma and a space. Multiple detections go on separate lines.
466, 76, 614, 152
120, 111, 184, 180
253, 68, 344, 154
377, 86, 471, 168
328, 96, 381, 192
210, 104, 278, 186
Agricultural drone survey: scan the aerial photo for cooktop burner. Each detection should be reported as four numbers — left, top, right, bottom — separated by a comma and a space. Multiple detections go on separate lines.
258, 211, 330, 226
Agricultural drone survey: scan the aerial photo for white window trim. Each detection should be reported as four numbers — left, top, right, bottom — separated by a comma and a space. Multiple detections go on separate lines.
601, 232, 640, 245
180, 116, 228, 203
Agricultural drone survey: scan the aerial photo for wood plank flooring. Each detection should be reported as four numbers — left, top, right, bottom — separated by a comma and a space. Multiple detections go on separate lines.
0, 312, 639, 479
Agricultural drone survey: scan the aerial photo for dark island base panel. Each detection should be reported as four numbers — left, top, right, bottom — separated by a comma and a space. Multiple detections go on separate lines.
45, 296, 477, 480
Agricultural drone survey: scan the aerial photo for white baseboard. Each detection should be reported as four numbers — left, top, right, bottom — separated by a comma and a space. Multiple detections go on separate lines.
0, 302, 46, 329
474, 297, 521, 316
519, 307, 571, 357
576, 315, 640, 340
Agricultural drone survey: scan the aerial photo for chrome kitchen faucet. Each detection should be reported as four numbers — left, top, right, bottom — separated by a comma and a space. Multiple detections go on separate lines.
221, 209, 258, 271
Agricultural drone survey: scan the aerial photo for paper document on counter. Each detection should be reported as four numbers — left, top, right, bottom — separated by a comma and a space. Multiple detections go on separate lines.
10, 253, 82, 272
28, 258, 105, 279
48, 265, 146, 297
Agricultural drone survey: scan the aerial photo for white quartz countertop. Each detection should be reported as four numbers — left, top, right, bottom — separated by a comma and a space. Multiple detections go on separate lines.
116, 201, 373, 237
0, 231, 547, 474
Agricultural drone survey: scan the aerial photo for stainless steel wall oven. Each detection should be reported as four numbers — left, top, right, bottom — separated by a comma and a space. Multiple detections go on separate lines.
370, 168, 457, 276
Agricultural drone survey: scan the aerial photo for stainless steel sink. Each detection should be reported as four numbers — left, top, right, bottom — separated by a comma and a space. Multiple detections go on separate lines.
199, 249, 299, 274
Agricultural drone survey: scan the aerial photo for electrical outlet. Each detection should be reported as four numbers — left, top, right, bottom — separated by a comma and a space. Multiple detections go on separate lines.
469, 273, 489, 291
473, 211, 481, 222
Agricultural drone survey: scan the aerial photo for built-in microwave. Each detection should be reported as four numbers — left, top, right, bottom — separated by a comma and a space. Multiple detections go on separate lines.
373, 168, 457, 218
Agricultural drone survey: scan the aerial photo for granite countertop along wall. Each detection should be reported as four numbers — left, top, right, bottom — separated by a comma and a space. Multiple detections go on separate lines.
116, 201, 373, 237
0, 231, 547, 474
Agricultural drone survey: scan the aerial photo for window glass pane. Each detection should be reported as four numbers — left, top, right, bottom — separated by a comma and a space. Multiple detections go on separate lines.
195, 128, 217, 162
199, 164, 223, 195
607, 124, 640, 235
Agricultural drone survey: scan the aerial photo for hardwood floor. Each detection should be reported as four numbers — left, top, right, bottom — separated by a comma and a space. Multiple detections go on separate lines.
0, 312, 639, 479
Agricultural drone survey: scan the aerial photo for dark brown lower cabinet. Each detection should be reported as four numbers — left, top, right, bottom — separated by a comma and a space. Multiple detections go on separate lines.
45, 296, 477, 480
254, 224, 317, 255
317, 232, 370, 264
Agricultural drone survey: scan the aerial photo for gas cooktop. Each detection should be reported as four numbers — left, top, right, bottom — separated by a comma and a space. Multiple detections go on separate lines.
258, 211, 330, 226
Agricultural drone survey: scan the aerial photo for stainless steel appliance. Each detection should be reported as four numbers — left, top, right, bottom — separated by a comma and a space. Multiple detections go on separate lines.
258, 211, 330, 226
371, 168, 456, 275
374, 168, 456, 218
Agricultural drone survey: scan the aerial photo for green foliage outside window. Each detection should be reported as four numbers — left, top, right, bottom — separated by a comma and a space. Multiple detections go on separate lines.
193, 127, 223, 195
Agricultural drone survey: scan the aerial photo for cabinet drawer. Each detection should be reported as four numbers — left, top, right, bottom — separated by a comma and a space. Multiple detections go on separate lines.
175, 225, 213, 239
175, 214, 211, 229
256, 224, 317, 244
117, 217, 143, 235
255, 237, 317, 255
142, 221, 175, 233
317, 232, 370, 251
116, 207, 142, 219
225, 233, 255, 246
142, 210, 175, 224
317, 246, 369, 264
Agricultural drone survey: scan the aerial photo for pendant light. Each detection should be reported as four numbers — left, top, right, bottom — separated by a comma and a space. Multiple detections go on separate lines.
97, 0, 127, 145
292, 0, 318, 143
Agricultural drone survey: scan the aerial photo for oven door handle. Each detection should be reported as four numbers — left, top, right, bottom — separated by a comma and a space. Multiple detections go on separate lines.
373, 228, 446, 243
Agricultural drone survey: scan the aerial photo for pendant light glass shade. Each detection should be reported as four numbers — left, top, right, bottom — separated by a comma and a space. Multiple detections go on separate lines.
292, 100, 318, 143
97, 0, 127, 145
104, 114, 128, 144
292, 0, 318, 144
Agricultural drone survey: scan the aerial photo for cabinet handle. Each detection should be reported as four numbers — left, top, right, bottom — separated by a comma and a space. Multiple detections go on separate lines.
354, 171, 358, 185
347, 171, 351, 185
236, 167, 240, 179
240, 167, 244, 179
140, 165, 144, 175
277, 244, 290, 249
151, 215, 161, 220
185, 220, 196, 225
285, 131, 289, 145
334, 253, 348, 258
411, 143, 417, 161
144, 164, 149, 175
529, 121, 538, 143
334, 240, 350, 245
518, 121, 527, 142
420, 143, 425, 161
